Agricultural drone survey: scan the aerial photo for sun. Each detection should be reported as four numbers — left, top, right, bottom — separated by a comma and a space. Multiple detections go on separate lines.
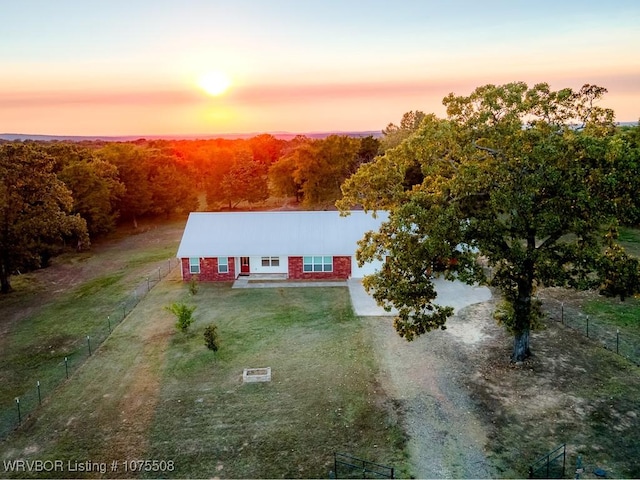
197, 71, 232, 96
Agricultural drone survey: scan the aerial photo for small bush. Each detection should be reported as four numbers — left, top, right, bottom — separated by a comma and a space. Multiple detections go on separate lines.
165, 302, 197, 333
203, 324, 220, 351
189, 277, 199, 295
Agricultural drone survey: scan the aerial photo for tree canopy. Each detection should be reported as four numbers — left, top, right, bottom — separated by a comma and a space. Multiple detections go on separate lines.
0, 143, 89, 293
339, 82, 640, 362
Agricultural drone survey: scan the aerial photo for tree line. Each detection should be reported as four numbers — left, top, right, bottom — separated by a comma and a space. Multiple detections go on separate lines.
2, 80, 639, 365
0, 133, 380, 292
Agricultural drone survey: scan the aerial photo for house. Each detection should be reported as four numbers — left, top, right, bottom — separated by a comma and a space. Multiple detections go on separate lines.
176, 210, 388, 282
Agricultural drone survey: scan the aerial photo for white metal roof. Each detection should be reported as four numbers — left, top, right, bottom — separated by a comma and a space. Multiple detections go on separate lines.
176, 210, 388, 258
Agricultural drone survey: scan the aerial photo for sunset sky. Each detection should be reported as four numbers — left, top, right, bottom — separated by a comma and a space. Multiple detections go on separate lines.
1, 0, 639, 136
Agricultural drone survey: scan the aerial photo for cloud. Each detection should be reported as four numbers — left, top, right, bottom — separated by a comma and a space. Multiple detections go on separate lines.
0, 89, 202, 108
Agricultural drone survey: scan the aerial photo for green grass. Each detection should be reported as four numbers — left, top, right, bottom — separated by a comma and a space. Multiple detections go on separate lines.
0, 273, 127, 407
618, 226, 640, 258
147, 284, 408, 478
0, 222, 184, 440
582, 296, 640, 335
0, 279, 409, 479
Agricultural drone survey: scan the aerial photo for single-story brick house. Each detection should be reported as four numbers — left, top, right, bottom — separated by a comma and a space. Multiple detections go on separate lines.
176, 210, 388, 282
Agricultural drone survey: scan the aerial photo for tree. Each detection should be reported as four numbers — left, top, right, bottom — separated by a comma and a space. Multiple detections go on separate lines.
203, 323, 220, 351
268, 153, 302, 201
47, 144, 125, 237
339, 82, 640, 362
97, 143, 153, 228
380, 110, 427, 151
294, 135, 361, 206
0, 143, 89, 293
165, 302, 197, 333
220, 151, 269, 209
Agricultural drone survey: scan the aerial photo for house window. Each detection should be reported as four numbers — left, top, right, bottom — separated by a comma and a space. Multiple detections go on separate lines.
189, 258, 200, 274
303, 256, 333, 272
261, 256, 280, 267
218, 257, 228, 273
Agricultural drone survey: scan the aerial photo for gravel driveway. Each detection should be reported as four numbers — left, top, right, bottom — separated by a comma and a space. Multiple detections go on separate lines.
365, 300, 500, 478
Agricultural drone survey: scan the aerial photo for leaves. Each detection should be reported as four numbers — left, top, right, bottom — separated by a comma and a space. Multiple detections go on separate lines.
165, 302, 197, 334
0, 143, 89, 292
340, 82, 640, 361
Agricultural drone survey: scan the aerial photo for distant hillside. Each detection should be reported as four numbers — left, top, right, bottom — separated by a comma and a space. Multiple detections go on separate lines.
0, 130, 383, 142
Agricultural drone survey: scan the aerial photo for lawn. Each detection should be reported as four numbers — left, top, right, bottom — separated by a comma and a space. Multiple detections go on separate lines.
618, 226, 640, 258
0, 220, 185, 440
0, 276, 409, 479
147, 283, 408, 478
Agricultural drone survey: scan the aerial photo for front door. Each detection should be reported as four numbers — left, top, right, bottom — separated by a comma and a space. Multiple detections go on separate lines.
240, 257, 250, 275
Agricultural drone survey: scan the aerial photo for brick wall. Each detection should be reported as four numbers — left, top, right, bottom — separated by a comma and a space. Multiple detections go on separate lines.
181, 257, 236, 282
288, 256, 351, 280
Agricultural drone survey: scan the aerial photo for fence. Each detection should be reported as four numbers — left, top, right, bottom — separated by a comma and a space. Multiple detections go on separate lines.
529, 443, 566, 479
331, 452, 394, 479
540, 295, 640, 366
0, 258, 179, 440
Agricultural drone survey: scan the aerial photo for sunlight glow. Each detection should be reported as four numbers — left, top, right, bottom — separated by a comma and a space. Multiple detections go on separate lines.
197, 71, 232, 96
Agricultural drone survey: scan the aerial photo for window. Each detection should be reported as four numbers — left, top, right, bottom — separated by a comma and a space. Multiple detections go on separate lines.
261, 256, 280, 267
303, 256, 332, 272
218, 257, 228, 273
189, 258, 200, 274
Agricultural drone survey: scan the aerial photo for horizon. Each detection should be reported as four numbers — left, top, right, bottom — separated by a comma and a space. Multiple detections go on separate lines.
2, 0, 639, 136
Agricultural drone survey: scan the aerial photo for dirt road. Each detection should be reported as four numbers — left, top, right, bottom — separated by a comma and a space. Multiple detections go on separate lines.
367, 300, 500, 478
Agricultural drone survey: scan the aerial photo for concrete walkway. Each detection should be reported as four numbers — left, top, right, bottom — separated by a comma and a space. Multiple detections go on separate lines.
232, 277, 346, 289
347, 277, 492, 316
232, 275, 492, 317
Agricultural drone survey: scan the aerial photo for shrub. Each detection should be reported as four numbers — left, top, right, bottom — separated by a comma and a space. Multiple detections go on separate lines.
203, 324, 220, 351
189, 277, 199, 295
165, 302, 197, 333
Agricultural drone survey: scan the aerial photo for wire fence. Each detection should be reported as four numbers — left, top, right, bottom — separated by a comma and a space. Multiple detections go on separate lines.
0, 258, 179, 440
539, 295, 640, 367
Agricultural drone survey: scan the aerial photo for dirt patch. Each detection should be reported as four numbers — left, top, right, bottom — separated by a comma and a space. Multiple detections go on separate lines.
366, 301, 499, 478
368, 291, 640, 478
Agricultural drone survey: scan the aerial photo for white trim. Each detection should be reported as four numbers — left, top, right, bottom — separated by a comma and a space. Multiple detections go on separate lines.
218, 257, 229, 273
189, 257, 200, 274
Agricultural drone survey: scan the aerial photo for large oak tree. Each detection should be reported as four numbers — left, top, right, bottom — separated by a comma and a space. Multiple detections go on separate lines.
339, 82, 640, 362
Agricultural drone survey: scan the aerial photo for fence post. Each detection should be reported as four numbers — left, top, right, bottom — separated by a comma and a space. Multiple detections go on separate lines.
561, 302, 564, 324
16, 398, 21, 424
158, 267, 161, 282
108, 315, 111, 333
147, 276, 150, 292
616, 329, 619, 355
87, 336, 92, 356
64, 356, 69, 379
586, 316, 589, 338
37, 381, 41, 405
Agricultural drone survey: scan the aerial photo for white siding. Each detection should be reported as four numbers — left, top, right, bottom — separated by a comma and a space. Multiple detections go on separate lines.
351, 257, 383, 278
249, 256, 288, 274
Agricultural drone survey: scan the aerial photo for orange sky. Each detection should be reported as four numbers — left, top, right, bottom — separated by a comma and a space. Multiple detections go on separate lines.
1, 1, 639, 136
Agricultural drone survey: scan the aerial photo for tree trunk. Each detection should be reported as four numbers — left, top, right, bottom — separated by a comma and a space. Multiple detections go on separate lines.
512, 255, 535, 362
0, 262, 12, 294
511, 329, 531, 362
